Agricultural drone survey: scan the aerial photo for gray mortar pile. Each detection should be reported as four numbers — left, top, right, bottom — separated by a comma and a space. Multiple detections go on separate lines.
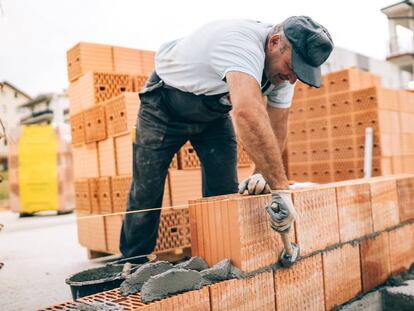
119, 257, 245, 303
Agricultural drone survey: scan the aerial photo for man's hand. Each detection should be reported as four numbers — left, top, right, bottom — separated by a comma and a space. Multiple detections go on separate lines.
265, 191, 298, 232
238, 174, 271, 195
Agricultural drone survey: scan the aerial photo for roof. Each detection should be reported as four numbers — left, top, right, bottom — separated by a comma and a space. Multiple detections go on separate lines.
20, 93, 54, 108
0, 81, 31, 100
381, 0, 413, 15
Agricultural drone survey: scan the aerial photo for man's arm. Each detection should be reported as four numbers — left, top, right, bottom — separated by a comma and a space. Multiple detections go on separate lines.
227, 71, 288, 190
266, 105, 289, 154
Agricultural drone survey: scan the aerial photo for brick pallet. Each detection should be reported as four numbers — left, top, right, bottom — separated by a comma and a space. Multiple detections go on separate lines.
287, 67, 414, 182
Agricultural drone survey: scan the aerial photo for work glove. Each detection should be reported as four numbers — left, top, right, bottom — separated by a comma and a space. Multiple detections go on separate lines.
238, 173, 271, 195
265, 190, 298, 233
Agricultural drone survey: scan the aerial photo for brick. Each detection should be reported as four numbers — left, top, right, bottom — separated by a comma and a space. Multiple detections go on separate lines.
70, 112, 85, 145
113, 47, 148, 76
395, 175, 414, 222
352, 87, 399, 112
329, 114, 354, 138
289, 99, 306, 121
76, 287, 210, 311
307, 119, 329, 141
287, 163, 310, 182
66, 42, 113, 82
104, 214, 123, 254
328, 91, 353, 115
326, 68, 380, 93
398, 90, 414, 113
237, 140, 253, 167
309, 162, 333, 183
274, 254, 325, 311
115, 134, 133, 175
111, 175, 132, 213
355, 134, 381, 158
72, 144, 100, 178
189, 194, 295, 271
288, 142, 309, 162
333, 160, 357, 181
178, 142, 200, 169
293, 80, 306, 101
336, 181, 373, 242
304, 76, 328, 98
76, 213, 107, 251
104, 92, 139, 137
322, 243, 362, 310
332, 137, 356, 160
369, 179, 399, 231
89, 178, 100, 214
84, 105, 107, 143
74, 179, 91, 214
293, 186, 340, 255
98, 138, 116, 176
154, 207, 191, 253
305, 96, 328, 119
360, 231, 391, 291
288, 121, 307, 142
97, 177, 113, 214
388, 223, 414, 275
209, 271, 275, 310
309, 140, 332, 162
169, 169, 202, 207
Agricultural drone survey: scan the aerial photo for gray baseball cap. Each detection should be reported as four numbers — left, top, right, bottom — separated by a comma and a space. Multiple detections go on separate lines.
283, 16, 333, 88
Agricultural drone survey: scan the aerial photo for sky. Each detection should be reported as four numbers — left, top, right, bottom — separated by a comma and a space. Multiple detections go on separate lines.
0, 0, 397, 97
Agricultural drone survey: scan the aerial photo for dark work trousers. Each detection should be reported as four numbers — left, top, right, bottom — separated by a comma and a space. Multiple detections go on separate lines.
119, 72, 239, 259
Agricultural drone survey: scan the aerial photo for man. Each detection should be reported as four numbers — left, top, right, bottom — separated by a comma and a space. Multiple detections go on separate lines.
120, 16, 333, 262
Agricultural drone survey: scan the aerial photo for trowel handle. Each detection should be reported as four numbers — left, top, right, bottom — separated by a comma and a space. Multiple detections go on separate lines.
281, 232, 293, 255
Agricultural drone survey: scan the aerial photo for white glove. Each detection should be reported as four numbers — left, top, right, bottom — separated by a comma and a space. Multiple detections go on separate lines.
265, 190, 298, 232
238, 173, 271, 195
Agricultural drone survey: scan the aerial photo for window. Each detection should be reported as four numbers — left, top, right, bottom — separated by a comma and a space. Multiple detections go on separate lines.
14, 92, 18, 98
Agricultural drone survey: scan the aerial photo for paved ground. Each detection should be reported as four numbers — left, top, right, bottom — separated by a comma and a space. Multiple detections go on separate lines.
0, 210, 111, 310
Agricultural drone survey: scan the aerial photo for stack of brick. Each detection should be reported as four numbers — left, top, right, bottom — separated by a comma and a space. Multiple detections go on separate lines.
287, 67, 414, 183
68, 42, 190, 256
68, 42, 255, 257
43, 174, 414, 310
7, 126, 74, 214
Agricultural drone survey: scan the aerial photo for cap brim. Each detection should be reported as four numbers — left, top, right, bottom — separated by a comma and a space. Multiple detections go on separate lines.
291, 48, 321, 88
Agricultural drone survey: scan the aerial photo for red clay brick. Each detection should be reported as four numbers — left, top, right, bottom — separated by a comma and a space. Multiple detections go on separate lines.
396, 176, 414, 222
97, 177, 113, 214
322, 243, 362, 310
104, 214, 123, 254
360, 231, 391, 292
335, 181, 373, 242
209, 271, 275, 310
369, 179, 400, 232
274, 254, 325, 311
76, 214, 107, 252
189, 194, 295, 271
388, 223, 414, 275
292, 186, 340, 255
169, 169, 202, 207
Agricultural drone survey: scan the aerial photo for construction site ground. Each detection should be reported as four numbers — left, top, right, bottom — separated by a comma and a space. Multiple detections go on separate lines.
0, 210, 105, 311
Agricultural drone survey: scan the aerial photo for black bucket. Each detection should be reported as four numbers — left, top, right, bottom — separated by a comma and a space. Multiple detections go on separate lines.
66, 264, 126, 301
66, 254, 156, 301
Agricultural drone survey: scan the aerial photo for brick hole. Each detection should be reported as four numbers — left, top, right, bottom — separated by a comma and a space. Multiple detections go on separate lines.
99, 86, 105, 91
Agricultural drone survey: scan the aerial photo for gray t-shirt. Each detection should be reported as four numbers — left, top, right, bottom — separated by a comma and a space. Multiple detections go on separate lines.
155, 19, 294, 108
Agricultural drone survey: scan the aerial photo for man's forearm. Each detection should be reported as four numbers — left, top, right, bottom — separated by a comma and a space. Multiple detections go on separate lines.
233, 103, 288, 190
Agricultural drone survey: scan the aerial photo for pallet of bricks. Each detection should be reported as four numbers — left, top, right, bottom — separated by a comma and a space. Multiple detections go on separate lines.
68, 42, 254, 257
287, 67, 414, 183
43, 174, 414, 310
7, 125, 74, 214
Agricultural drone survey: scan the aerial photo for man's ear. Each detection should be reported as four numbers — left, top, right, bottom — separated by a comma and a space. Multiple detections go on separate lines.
268, 34, 281, 52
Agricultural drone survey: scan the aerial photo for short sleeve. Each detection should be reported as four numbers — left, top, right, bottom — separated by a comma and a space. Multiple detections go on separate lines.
210, 31, 265, 88
266, 81, 295, 108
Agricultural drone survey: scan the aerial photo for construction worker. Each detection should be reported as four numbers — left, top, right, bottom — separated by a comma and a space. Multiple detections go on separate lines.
120, 16, 333, 262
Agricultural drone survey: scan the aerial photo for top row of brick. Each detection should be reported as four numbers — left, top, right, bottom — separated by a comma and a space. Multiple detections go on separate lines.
66, 42, 155, 83
294, 67, 382, 100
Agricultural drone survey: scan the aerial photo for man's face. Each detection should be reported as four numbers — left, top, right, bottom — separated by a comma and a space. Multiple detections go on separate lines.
264, 34, 297, 86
